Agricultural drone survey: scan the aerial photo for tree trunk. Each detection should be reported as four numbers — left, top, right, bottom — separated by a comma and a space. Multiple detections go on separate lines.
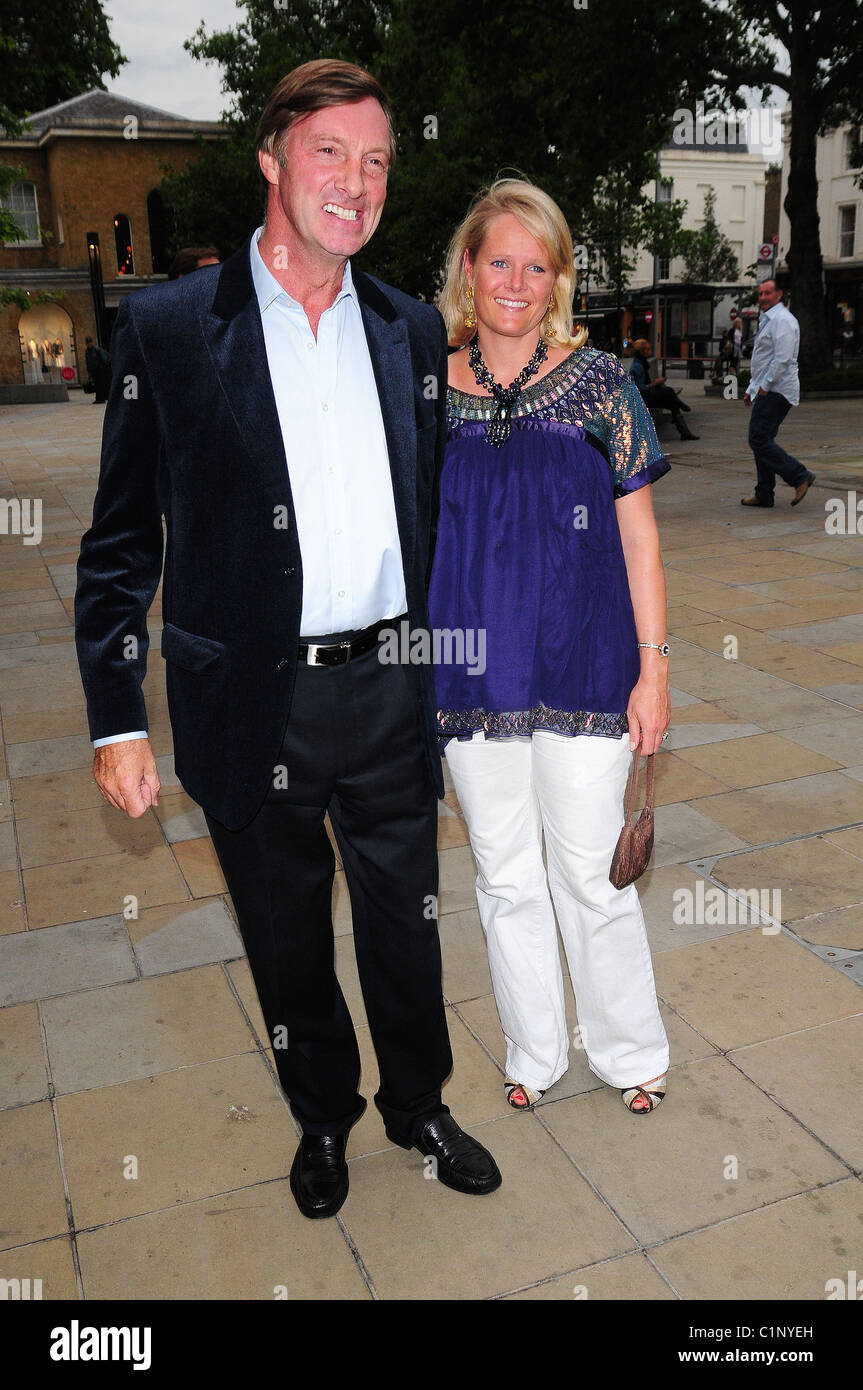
784, 25, 832, 373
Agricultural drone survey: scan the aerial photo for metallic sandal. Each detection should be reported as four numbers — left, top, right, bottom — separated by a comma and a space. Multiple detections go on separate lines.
621, 1073, 667, 1114
504, 1080, 545, 1111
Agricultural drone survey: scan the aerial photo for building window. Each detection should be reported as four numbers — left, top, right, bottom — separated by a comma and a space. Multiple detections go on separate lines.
1, 181, 40, 246
839, 205, 857, 259
843, 129, 861, 172
657, 178, 673, 204
147, 189, 173, 275
113, 214, 134, 275
658, 257, 670, 280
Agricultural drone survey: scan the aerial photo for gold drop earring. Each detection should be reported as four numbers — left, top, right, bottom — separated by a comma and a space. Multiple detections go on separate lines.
464, 284, 477, 331
541, 297, 555, 341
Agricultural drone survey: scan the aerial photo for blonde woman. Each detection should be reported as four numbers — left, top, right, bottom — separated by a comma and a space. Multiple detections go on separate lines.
431, 179, 671, 1114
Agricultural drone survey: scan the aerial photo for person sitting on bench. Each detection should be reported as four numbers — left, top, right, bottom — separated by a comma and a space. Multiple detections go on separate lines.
628, 339, 698, 441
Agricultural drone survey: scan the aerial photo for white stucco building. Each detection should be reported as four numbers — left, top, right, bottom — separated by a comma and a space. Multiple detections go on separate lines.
776, 120, 862, 352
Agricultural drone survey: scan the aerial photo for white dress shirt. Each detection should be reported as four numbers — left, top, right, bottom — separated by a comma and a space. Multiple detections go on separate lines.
94, 229, 407, 748
748, 300, 800, 406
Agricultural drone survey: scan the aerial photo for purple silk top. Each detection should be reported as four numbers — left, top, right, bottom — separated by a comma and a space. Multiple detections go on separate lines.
428, 347, 670, 747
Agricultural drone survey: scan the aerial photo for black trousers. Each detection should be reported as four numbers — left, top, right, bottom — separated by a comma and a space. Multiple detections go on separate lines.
643, 383, 683, 418
205, 637, 452, 1142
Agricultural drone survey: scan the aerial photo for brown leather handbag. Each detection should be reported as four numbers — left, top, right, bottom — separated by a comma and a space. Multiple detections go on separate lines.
609, 751, 655, 889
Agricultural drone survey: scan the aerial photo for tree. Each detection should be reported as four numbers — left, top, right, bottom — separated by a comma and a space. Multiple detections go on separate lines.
582, 168, 689, 350
680, 188, 741, 283
161, 0, 771, 296
0, 1, 126, 118
738, 2, 863, 370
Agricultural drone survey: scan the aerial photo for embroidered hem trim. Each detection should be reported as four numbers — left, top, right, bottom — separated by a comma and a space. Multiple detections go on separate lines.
437, 705, 629, 744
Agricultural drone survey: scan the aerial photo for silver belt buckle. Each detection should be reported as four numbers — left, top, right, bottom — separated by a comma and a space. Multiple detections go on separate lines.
305, 640, 351, 665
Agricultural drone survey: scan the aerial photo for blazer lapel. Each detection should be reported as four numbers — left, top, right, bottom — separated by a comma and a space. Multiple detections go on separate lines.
199, 240, 295, 503
354, 271, 417, 579
199, 250, 417, 579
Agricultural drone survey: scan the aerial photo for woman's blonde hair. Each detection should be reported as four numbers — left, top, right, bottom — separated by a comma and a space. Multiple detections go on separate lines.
438, 178, 588, 350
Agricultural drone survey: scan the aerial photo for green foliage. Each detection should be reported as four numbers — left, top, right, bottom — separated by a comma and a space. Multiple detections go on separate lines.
680, 188, 741, 283
0, 158, 27, 244
159, 0, 772, 294
584, 168, 688, 306
799, 367, 863, 391
0, 1, 125, 118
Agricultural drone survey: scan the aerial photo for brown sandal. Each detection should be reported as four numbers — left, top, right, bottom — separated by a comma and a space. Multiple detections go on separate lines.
621, 1073, 667, 1114
504, 1080, 545, 1110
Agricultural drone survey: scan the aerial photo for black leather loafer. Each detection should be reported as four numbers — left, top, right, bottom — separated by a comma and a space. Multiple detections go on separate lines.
289, 1134, 349, 1219
388, 1113, 502, 1195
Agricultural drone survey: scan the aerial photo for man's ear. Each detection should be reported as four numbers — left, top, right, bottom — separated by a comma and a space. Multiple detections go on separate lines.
258, 148, 281, 188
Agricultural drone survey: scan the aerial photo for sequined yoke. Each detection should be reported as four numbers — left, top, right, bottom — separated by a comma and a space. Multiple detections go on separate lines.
429, 347, 670, 747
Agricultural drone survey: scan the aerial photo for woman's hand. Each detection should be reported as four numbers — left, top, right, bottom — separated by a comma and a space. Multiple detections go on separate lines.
627, 662, 670, 755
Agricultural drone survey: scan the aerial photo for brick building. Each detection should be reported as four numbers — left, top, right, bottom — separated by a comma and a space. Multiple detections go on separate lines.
0, 90, 225, 389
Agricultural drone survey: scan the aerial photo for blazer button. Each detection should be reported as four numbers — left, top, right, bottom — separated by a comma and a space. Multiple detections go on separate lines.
284, 566, 297, 576
276, 657, 289, 670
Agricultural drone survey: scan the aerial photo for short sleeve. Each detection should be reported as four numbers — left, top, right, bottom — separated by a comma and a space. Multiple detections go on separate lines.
599, 375, 671, 498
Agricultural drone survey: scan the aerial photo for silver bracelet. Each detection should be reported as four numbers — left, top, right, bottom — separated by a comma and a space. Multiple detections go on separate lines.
638, 641, 670, 656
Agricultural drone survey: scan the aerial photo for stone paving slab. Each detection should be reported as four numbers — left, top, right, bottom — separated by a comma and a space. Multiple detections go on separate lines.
1, 392, 863, 1301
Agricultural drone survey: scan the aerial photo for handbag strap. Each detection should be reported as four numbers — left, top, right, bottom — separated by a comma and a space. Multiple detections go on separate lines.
623, 749, 655, 824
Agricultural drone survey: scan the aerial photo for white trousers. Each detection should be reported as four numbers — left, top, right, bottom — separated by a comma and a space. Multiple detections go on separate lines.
445, 731, 669, 1093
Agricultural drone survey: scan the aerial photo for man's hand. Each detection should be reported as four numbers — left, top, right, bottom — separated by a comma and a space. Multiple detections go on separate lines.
93, 738, 160, 818
744, 393, 752, 406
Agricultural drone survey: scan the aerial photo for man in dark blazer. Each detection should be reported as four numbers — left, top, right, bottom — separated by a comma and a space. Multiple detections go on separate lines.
75, 59, 501, 1219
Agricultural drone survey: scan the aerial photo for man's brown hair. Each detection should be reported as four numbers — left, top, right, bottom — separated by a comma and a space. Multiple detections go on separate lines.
255, 59, 396, 170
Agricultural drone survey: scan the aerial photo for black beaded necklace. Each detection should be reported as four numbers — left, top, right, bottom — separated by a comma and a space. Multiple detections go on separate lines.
468, 332, 549, 447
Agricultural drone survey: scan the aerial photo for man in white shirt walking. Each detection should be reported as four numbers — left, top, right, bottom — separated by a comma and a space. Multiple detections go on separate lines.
741, 278, 816, 508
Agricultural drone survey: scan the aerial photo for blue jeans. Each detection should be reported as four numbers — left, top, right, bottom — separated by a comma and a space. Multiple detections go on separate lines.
748, 391, 810, 504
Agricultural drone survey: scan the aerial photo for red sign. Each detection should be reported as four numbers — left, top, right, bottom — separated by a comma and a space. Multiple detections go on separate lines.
771, 233, 779, 244
61, 367, 75, 381
758, 243, 774, 261
729, 307, 739, 319
644, 311, 653, 322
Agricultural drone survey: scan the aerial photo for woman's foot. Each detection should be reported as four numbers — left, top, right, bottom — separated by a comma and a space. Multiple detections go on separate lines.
504, 1080, 545, 1110
621, 1072, 667, 1114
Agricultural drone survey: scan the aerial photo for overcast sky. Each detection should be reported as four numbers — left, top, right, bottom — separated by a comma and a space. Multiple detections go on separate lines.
102, 0, 241, 120
101, 0, 785, 157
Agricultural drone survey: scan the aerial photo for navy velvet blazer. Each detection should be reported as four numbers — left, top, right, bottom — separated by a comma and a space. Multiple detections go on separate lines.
75, 237, 448, 830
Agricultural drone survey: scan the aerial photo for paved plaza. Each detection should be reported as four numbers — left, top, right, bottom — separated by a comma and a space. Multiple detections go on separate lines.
1, 383, 863, 1302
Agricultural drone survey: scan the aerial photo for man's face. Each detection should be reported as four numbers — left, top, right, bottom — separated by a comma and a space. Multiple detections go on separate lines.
757, 280, 782, 311
258, 98, 390, 267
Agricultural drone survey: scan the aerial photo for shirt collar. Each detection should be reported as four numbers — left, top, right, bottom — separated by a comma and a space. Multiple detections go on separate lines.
250, 226, 355, 314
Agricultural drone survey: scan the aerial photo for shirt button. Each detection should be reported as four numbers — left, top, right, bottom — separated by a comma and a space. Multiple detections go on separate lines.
329, 467, 336, 475
322, 403, 328, 412
337, 589, 345, 597
307, 342, 314, 351
335, 528, 342, 535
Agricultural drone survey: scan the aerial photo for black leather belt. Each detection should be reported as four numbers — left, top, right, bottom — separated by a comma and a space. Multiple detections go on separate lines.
297, 616, 401, 667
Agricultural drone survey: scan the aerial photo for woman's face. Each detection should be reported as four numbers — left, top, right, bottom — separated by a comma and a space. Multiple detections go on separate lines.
465, 213, 556, 343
